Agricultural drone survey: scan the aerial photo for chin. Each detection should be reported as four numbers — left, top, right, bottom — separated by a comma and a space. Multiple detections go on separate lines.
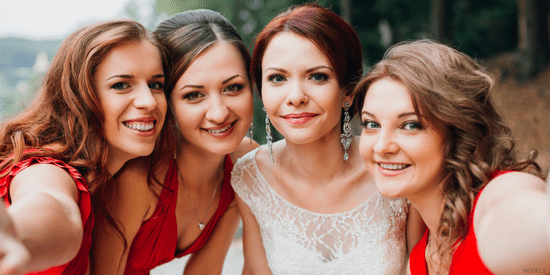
375, 182, 406, 199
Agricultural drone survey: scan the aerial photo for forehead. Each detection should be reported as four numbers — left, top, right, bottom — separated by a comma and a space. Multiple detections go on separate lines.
95, 41, 162, 77
262, 31, 330, 67
176, 42, 247, 83
363, 78, 414, 113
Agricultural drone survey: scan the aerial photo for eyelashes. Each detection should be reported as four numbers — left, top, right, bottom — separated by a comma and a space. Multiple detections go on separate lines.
360, 119, 423, 131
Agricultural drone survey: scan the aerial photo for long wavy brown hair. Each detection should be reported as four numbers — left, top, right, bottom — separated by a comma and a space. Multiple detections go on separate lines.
0, 19, 173, 250
353, 39, 543, 272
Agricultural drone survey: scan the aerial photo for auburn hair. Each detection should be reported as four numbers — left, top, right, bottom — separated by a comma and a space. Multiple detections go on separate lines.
0, 19, 174, 251
354, 39, 542, 272
250, 2, 363, 120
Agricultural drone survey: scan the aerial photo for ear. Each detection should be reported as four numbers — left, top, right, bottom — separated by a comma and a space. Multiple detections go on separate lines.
343, 92, 354, 108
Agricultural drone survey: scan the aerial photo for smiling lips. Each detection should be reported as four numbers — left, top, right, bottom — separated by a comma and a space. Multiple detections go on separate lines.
123, 118, 157, 137
283, 112, 317, 125
377, 162, 411, 176
204, 121, 235, 138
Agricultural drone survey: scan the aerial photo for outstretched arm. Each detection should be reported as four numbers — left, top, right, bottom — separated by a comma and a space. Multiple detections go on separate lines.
0, 201, 30, 274
6, 164, 82, 273
475, 171, 550, 274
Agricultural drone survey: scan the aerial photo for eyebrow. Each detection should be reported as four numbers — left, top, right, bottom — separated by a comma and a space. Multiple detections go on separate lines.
222, 74, 244, 84
180, 74, 244, 90
107, 74, 133, 80
361, 111, 418, 118
305, 65, 334, 73
264, 65, 334, 74
106, 74, 165, 80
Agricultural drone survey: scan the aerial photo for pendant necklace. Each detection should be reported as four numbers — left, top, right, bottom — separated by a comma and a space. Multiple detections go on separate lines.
427, 233, 439, 275
176, 164, 218, 230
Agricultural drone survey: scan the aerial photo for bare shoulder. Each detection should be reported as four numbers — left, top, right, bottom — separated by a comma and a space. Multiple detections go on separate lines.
229, 137, 260, 164
10, 163, 79, 202
476, 171, 546, 214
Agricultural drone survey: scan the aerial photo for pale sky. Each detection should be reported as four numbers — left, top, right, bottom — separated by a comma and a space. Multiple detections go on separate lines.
0, 0, 153, 40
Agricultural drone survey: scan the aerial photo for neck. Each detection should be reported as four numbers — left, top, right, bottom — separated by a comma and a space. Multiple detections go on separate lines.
175, 142, 225, 189
280, 128, 353, 183
106, 156, 129, 177
408, 184, 446, 236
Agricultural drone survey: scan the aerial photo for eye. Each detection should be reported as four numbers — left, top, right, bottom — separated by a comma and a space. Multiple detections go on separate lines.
402, 121, 422, 130
183, 92, 204, 101
309, 73, 328, 82
361, 120, 380, 129
111, 82, 129, 90
267, 74, 286, 84
225, 84, 244, 93
148, 82, 164, 91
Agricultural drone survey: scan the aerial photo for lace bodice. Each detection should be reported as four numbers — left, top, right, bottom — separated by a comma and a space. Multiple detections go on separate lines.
231, 147, 408, 275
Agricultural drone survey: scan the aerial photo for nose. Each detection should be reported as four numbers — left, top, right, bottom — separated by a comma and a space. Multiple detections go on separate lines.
133, 84, 158, 110
373, 129, 399, 155
205, 94, 230, 123
286, 80, 308, 107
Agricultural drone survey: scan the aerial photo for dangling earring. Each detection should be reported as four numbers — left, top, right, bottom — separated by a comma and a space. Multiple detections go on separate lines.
264, 107, 274, 162
249, 120, 253, 145
340, 102, 352, 161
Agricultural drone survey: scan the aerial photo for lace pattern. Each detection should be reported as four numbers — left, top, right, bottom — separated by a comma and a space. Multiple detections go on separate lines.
232, 147, 408, 275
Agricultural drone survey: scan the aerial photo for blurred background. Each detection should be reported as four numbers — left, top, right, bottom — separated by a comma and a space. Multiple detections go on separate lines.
1, 0, 549, 273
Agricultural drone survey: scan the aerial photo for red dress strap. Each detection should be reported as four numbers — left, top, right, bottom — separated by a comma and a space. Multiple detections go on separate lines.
0, 156, 93, 275
124, 158, 179, 275
410, 230, 430, 274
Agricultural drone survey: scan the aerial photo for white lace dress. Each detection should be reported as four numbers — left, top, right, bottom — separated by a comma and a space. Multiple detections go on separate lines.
231, 147, 409, 275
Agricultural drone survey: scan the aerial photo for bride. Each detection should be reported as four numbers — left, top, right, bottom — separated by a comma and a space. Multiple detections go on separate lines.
231, 3, 422, 274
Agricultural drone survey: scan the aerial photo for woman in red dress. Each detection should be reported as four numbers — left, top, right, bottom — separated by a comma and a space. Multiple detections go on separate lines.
354, 39, 550, 274
91, 10, 257, 275
0, 19, 169, 274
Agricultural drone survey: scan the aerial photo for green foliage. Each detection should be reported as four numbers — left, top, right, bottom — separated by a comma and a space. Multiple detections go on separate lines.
451, 0, 518, 58
0, 37, 60, 121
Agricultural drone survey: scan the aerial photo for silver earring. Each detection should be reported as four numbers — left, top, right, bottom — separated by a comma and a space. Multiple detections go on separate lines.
264, 107, 274, 162
249, 121, 253, 145
340, 102, 352, 161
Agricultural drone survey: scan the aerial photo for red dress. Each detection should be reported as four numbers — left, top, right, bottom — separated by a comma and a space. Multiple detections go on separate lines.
123, 155, 235, 275
0, 156, 93, 275
410, 171, 513, 275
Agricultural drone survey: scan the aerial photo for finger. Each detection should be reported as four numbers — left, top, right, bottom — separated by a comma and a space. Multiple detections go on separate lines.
0, 233, 30, 275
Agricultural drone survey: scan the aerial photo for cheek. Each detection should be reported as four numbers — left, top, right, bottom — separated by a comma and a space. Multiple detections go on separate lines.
261, 87, 284, 112
234, 93, 254, 117
155, 94, 168, 116
173, 104, 203, 131
359, 134, 374, 164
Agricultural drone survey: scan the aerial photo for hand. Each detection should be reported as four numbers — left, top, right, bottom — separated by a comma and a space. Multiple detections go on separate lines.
0, 203, 30, 275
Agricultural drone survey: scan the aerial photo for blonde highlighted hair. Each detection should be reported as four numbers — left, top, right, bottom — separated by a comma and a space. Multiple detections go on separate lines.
354, 39, 542, 271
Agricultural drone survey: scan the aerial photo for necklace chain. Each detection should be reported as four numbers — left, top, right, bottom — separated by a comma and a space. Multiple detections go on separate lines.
176, 164, 218, 230
427, 233, 439, 275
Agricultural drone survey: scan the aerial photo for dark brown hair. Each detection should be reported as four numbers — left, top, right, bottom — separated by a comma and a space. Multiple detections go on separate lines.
250, 2, 363, 120
354, 39, 542, 271
155, 9, 251, 97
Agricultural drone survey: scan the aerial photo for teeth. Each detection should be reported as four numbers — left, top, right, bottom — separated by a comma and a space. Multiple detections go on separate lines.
124, 122, 154, 132
379, 163, 408, 170
207, 124, 231, 134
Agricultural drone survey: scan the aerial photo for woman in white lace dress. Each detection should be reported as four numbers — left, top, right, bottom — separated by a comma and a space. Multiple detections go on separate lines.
231, 3, 421, 274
